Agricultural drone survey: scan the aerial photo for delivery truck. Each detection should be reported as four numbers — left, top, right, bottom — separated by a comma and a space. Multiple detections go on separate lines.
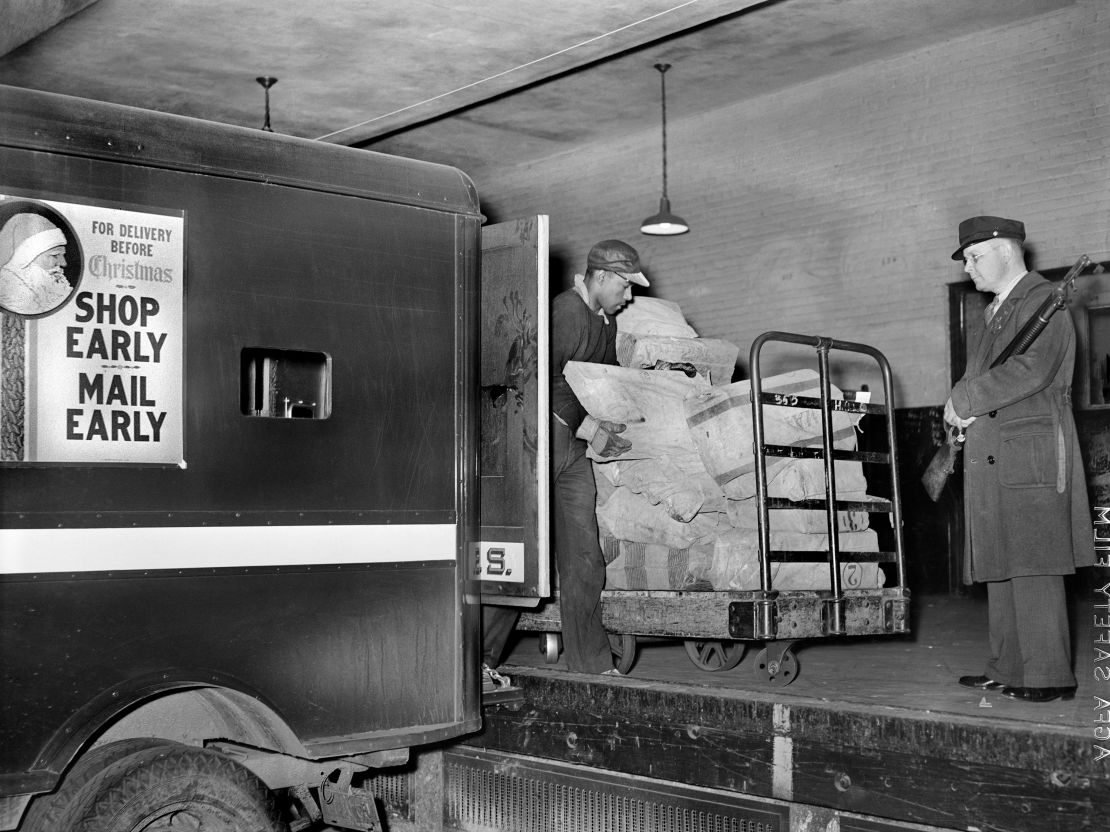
0, 84, 553, 831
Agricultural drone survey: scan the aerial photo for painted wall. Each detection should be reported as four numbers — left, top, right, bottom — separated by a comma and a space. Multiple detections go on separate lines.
474, 0, 1110, 409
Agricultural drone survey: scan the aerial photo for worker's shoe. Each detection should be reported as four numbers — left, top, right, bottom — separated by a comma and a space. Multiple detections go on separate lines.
481, 664, 523, 706
482, 664, 512, 694
601, 668, 624, 677
958, 675, 1004, 690
1001, 686, 1076, 703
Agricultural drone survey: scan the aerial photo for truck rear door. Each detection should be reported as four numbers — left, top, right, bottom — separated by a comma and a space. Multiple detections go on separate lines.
478, 215, 551, 603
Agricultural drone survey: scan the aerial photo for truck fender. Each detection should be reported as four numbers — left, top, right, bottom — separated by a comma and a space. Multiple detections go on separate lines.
35, 679, 307, 788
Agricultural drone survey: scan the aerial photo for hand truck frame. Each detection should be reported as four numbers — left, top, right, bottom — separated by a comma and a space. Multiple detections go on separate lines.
518, 331, 911, 684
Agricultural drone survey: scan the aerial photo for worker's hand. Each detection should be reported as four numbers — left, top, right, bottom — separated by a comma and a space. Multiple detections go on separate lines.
593, 420, 632, 457
943, 398, 976, 430
578, 415, 632, 458
652, 360, 698, 377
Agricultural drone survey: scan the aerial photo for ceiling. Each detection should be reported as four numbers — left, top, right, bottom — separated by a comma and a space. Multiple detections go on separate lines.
0, 0, 1076, 174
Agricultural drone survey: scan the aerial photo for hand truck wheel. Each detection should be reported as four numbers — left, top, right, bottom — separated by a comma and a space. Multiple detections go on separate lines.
754, 642, 799, 686
684, 639, 745, 672
609, 633, 636, 674
540, 632, 561, 664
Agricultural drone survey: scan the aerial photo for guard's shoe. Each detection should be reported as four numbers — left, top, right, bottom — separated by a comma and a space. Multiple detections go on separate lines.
1001, 686, 1076, 703
481, 664, 512, 695
958, 675, 1004, 690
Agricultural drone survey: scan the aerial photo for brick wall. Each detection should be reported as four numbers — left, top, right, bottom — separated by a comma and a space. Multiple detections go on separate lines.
472, 0, 1110, 408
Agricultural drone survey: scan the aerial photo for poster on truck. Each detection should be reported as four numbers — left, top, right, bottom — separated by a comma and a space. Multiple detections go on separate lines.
0, 193, 184, 465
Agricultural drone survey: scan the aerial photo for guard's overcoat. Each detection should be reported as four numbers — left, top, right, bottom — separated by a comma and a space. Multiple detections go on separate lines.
950, 271, 1096, 583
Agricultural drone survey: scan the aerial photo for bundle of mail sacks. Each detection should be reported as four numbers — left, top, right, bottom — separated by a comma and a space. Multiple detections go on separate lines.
567, 298, 884, 592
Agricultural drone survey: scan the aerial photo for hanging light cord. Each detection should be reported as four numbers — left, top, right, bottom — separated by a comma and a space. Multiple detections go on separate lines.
656, 63, 670, 199
641, 61, 688, 234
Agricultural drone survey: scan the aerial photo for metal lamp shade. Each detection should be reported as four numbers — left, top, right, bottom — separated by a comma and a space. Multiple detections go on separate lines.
640, 196, 689, 236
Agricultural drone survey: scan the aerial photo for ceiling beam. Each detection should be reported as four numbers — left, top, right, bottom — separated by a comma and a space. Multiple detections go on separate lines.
317, 0, 770, 146
1, 0, 102, 57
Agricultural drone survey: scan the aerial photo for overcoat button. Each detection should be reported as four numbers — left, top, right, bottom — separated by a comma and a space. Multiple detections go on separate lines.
987, 455, 996, 464
989, 411, 997, 417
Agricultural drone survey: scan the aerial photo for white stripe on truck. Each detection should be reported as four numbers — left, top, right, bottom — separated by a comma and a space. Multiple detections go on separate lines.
0, 524, 457, 574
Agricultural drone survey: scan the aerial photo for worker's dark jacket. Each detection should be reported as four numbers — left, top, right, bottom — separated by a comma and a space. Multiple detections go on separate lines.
950, 271, 1096, 583
550, 288, 616, 433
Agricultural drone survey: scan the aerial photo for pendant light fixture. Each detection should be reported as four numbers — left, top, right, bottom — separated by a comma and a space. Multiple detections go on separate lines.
640, 63, 689, 236
256, 76, 277, 132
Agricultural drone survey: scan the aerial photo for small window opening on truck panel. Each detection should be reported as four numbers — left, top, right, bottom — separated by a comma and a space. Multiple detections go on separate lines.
240, 348, 331, 419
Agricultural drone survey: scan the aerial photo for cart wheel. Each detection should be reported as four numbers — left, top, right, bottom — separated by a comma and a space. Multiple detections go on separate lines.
683, 639, 745, 672
609, 633, 637, 674
754, 646, 799, 686
540, 633, 561, 664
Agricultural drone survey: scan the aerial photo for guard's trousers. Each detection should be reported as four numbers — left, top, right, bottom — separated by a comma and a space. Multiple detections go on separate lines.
985, 574, 1074, 688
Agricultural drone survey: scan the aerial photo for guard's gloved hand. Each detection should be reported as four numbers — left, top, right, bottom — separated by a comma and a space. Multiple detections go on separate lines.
578, 415, 632, 458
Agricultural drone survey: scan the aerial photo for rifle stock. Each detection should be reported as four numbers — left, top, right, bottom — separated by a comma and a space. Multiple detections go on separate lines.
921, 426, 963, 502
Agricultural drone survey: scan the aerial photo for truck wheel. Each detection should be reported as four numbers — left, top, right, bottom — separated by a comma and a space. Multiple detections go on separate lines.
20, 738, 175, 832
60, 744, 289, 831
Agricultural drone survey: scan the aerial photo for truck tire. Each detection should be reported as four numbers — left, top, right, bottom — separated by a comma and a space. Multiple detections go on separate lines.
20, 738, 175, 832
59, 744, 289, 831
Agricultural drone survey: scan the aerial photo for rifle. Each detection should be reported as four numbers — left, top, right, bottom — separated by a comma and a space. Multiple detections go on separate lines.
922, 254, 1097, 502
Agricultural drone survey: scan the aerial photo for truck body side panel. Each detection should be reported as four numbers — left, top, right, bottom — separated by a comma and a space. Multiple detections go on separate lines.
0, 563, 457, 775
1, 147, 460, 517
0, 85, 482, 795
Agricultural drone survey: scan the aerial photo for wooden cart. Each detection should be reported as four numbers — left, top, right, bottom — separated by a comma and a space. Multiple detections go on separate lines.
517, 331, 910, 684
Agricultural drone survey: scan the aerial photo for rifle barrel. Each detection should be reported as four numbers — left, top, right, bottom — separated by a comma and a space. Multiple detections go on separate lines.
991, 254, 1091, 367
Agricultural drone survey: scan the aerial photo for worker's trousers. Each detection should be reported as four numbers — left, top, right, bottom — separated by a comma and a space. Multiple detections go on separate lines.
548, 421, 613, 673
482, 420, 612, 674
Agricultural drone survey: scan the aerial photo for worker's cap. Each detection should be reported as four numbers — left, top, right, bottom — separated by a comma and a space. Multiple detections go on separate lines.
587, 239, 649, 286
0, 213, 66, 270
951, 216, 1025, 261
